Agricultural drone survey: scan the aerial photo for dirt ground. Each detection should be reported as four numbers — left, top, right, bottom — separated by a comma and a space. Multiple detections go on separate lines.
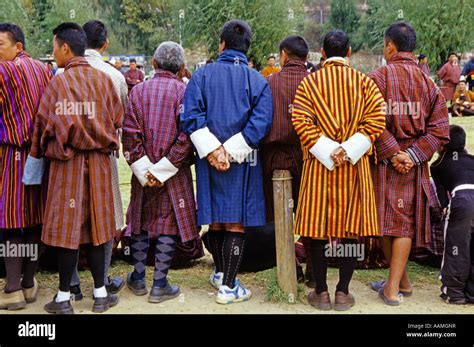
2, 256, 473, 315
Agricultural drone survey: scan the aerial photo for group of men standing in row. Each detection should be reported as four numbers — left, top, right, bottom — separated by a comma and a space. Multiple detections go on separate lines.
2, 16, 472, 314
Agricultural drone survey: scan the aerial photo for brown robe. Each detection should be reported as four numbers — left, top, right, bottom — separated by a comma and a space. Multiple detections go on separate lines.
29, 57, 123, 249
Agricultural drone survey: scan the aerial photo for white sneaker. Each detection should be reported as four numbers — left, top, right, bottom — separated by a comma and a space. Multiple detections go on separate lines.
216, 280, 252, 304
209, 270, 223, 290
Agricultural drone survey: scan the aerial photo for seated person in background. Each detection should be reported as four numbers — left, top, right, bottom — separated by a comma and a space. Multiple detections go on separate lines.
431, 125, 474, 305
452, 80, 474, 117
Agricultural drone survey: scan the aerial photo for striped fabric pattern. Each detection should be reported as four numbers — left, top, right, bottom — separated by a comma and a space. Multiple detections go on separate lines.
369, 52, 449, 247
29, 57, 123, 249
292, 58, 386, 239
0, 51, 51, 229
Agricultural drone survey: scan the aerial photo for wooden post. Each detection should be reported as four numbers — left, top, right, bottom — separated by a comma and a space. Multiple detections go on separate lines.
272, 170, 297, 301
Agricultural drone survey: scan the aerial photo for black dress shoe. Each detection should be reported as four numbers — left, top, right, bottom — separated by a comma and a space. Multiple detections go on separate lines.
44, 299, 74, 314
106, 276, 125, 295
148, 283, 180, 303
126, 272, 148, 296
70, 285, 83, 301
92, 294, 119, 313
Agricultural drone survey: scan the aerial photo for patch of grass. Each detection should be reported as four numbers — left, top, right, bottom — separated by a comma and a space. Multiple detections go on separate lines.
251, 267, 306, 304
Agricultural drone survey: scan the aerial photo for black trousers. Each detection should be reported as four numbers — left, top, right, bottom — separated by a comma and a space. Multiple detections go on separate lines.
440, 189, 474, 302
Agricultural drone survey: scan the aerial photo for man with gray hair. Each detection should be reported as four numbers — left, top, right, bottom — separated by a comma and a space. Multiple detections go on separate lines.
122, 41, 199, 303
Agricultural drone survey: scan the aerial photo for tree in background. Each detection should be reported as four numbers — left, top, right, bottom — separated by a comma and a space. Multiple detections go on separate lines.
366, 0, 474, 70
328, 0, 364, 52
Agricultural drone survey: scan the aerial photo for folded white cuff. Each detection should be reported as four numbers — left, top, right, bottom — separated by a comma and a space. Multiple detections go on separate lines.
190, 127, 221, 159
148, 157, 179, 183
309, 135, 340, 171
130, 155, 153, 186
340, 132, 372, 165
223, 132, 253, 164
22, 155, 45, 185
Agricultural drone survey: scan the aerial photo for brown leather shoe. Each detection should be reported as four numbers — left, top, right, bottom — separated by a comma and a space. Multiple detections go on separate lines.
22, 278, 38, 304
0, 289, 27, 310
307, 290, 332, 310
334, 291, 355, 311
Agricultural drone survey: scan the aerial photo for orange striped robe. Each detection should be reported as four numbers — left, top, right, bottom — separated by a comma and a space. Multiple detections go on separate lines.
291, 58, 386, 239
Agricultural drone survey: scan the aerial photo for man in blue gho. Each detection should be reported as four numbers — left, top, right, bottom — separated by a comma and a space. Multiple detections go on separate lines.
431, 125, 474, 305
181, 19, 273, 304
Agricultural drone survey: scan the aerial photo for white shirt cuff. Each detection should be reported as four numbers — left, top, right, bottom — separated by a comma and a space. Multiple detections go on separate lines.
340, 132, 372, 165
223, 132, 253, 164
22, 155, 45, 185
148, 157, 179, 183
130, 155, 153, 186
190, 127, 221, 159
309, 135, 340, 171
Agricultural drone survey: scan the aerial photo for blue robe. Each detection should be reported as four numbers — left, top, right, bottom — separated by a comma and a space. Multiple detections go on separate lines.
181, 49, 273, 227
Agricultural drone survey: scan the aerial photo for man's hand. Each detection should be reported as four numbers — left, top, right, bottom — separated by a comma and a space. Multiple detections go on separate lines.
331, 147, 347, 167
207, 146, 230, 172
391, 151, 414, 174
145, 171, 164, 187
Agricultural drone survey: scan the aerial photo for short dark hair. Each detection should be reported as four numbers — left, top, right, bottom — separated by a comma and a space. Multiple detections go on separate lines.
83, 20, 107, 49
219, 19, 252, 53
418, 54, 426, 60
279, 35, 309, 60
53, 22, 86, 56
129, 58, 136, 64
0, 23, 26, 50
448, 52, 458, 58
323, 30, 349, 58
384, 21, 416, 53
446, 125, 466, 152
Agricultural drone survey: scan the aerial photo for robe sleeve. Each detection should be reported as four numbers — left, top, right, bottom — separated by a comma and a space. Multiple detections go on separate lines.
405, 88, 449, 165
292, 78, 339, 170
369, 68, 401, 161
149, 88, 194, 184
181, 70, 221, 159
341, 77, 386, 165
122, 87, 153, 186
223, 79, 273, 164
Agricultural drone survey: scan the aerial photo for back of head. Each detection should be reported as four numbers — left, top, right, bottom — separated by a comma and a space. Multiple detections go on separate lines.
0, 23, 26, 50
153, 41, 185, 74
279, 35, 309, 61
384, 21, 416, 53
446, 125, 466, 152
83, 20, 107, 50
53, 22, 87, 56
323, 30, 349, 58
219, 19, 252, 53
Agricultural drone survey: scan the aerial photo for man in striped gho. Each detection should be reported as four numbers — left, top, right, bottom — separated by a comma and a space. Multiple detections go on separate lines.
292, 30, 386, 311
0, 23, 52, 311
26, 22, 123, 314
369, 22, 449, 306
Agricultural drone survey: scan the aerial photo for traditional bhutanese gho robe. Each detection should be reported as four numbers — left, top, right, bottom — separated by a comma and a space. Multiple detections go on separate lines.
438, 61, 461, 102
369, 52, 449, 247
292, 57, 386, 239
0, 51, 51, 229
85, 48, 127, 231
261, 59, 308, 222
27, 57, 123, 249
181, 49, 273, 227
122, 69, 199, 242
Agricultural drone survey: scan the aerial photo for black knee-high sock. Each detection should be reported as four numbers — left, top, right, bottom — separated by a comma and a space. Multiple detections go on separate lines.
22, 225, 42, 289
131, 231, 149, 281
3, 229, 23, 293
336, 238, 358, 294
153, 235, 177, 288
222, 232, 246, 288
84, 243, 105, 289
310, 239, 329, 294
207, 230, 225, 273
58, 247, 80, 292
